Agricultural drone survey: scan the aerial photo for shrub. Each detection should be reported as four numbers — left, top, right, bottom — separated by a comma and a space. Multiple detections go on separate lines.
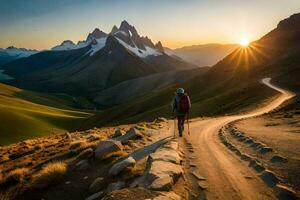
1, 168, 29, 186
31, 161, 67, 189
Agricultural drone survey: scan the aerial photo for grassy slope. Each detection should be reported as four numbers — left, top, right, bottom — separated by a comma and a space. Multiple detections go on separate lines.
0, 83, 93, 145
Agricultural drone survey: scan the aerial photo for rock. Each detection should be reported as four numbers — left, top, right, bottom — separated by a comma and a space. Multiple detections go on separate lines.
191, 171, 206, 180
198, 181, 208, 190
106, 181, 125, 193
241, 154, 251, 161
115, 128, 142, 144
109, 156, 136, 176
150, 175, 174, 191
89, 177, 105, 193
85, 191, 104, 200
76, 159, 90, 171
270, 155, 287, 163
149, 148, 182, 164
275, 184, 299, 200
77, 148, 94, 160
154, 191, 181, 200
87, 134, 100, 142
249, 159, 265, 172
94, 140, 123, 160
111, 129, 123, 138
260, 170, 279, 188
259, 147, 273, 154
148, 160, 183, 182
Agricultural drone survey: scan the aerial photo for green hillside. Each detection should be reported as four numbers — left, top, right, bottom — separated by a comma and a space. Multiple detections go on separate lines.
0, 83, 93, 145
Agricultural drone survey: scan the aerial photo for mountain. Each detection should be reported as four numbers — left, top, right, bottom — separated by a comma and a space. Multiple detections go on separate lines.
1, 20, 196, 108
165, 43, 239, 67
83, 13, 300, 127
0, 46, 38, 67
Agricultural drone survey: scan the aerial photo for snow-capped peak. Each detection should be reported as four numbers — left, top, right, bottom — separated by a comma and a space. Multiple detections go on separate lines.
0, 46, 38, 58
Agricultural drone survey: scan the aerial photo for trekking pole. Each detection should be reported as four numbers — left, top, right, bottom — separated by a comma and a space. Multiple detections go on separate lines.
187, 113, 190, 135
173, 116, 176, 138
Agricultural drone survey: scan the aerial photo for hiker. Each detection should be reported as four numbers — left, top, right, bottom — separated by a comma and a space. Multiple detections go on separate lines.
171, 88, 191, 137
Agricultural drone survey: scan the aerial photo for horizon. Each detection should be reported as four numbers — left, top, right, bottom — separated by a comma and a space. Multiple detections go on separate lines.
0, 0, 300, 50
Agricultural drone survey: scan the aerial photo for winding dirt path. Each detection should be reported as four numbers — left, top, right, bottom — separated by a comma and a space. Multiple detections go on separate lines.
183, 78, 295, 200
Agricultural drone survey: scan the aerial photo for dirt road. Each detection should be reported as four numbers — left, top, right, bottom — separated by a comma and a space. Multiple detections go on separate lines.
184, 78, 295, 200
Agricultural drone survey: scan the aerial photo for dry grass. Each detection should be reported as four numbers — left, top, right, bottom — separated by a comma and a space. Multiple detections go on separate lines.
1, 168, 29, 186
31, 161, 67, 189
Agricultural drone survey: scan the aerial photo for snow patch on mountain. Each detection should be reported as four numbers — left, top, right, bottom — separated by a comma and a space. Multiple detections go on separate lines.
90, 38, 107, 56
116, 38, 162, 58
51, 40, 89, 51
0, 47, 38, 58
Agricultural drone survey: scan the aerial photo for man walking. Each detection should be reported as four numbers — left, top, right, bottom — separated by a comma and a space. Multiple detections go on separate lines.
171, 88, 191, 137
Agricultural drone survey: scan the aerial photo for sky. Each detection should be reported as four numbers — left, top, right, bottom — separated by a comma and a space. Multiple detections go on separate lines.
0, 0, 300, 50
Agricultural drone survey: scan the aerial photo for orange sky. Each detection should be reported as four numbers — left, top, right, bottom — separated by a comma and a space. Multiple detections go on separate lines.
1, 0, 300, 50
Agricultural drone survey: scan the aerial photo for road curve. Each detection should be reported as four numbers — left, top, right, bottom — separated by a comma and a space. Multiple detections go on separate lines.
184, 78, 295, 200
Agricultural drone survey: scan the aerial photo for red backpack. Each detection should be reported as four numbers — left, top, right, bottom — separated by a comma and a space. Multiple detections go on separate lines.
179, 95, 190, 113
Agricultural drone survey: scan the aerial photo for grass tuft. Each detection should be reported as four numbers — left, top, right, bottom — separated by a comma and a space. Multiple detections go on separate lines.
31, 161, 67, 189
1, 168, 29, 186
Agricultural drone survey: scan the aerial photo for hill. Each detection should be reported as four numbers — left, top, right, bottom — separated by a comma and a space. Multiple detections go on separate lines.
0, 83, 93, 145
165, 43, 238, 67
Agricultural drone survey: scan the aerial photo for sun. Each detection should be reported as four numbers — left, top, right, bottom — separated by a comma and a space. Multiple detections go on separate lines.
240, 38, 250, 47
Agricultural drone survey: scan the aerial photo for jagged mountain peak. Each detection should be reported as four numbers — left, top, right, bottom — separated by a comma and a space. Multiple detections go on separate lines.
87, 28, 107, 41
111, 25, 119, 34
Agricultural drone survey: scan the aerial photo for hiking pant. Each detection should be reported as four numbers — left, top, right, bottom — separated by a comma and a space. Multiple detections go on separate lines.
177, 115, 185, 135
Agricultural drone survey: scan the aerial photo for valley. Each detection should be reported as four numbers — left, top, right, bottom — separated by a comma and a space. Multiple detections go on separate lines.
0, 6, 299, 200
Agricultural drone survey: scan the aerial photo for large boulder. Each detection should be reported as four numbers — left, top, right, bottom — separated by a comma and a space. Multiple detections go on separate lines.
149, 148, 182, 164
115, 128, 142, 144
94, 140, 123, 160
147, 160, 183, 186
109, 157, 136, 176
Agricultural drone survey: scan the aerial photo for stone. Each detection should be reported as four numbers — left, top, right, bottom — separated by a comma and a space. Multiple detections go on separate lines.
270, 155, 287, 163
85, 191, 104, 200
89, 177, 105, 193
154, 191, 181, 200
191, 171, 206, 180
198, 181, 208, 190
259, 147, 273, 154
94, 140, 123, 160
111, 129, 123, 138
77, 148, 94, 160
275, 184, 299, 200
260, 170, 279, 188
150, 175, 174, 191
148, 160, 183, 182
87, 134, 100, 142
149, 148, 181, 164
76, 159, 90, 171
109, 156, 136, 176
115, 128, 142, 144
106, 181, 125, 193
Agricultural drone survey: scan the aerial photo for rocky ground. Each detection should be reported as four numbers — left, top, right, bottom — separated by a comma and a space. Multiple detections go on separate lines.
0, 118, 185, 200
218, 104, 300, 199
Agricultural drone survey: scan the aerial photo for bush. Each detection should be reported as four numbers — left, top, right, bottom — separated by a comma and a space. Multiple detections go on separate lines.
32, 161, 67, 189
1, 168, 29, 186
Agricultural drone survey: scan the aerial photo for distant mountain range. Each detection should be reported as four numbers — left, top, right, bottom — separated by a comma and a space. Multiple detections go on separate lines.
165, 43, 239, 67
0, 46, 38, 67
1, 20, 197, 108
